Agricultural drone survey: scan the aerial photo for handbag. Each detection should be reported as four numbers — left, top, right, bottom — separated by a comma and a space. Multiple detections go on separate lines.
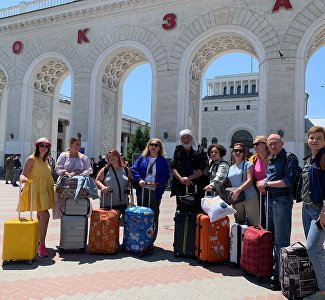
224, 161, 246, 205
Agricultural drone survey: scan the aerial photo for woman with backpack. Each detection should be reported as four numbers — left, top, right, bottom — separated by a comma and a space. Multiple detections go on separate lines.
95, 149, 132, 215
203, 144, 229, 199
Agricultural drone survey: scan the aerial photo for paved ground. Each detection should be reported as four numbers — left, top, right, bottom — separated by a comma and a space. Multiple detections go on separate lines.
0, 180, 306, 300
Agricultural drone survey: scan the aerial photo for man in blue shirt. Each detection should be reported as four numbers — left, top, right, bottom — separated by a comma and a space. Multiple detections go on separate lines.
256, 133, 299, 290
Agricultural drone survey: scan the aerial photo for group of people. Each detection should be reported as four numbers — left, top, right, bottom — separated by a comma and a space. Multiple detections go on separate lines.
17, 126, 325, 300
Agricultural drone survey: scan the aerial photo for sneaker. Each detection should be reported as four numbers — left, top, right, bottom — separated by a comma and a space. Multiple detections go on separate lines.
270, 275, 280, 291
38, 245, 48, 257
304, 292, 325, 300
12, 183, 19, 187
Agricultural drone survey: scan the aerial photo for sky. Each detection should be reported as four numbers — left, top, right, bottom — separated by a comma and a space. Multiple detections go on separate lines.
1, 0, 324, 123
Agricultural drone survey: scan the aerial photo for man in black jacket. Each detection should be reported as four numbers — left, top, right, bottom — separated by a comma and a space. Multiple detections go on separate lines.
170, 129, 208, 212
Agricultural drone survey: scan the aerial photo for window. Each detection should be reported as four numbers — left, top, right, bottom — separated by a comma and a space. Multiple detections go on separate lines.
212, 137, 218, 144
58, 121, 63, 133
214, 106, 218, 111
236, 105, 240, 110
244, 85, 248, 94
223, 86, 227, 96
237, 85, 241, 94
204, 107, 208, 111
230, 86, 234, 95
247, 105, 251, 110
231, 130, 253, 149
201, 137, 207, 148
252, 84, 256, 93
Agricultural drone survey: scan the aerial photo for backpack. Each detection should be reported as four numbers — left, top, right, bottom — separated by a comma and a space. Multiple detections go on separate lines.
285, 152, 302, 201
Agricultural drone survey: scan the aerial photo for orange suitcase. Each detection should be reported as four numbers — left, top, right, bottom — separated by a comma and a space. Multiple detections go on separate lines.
88, 193, 120, 254
2, 181, 39, 265
195, 214, 230, 266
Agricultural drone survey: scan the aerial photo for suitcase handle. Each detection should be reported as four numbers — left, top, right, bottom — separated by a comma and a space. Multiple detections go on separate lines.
290, 241, 306, 248
18, 179, 33, 220
185, 182, 197, 194
141, 186, 151, 207
100, 190, 113, 209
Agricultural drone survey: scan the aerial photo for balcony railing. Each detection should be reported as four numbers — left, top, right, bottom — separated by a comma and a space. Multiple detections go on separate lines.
0, 0, 79, 19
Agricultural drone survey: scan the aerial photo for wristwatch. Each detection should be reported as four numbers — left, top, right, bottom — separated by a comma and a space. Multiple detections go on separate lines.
264, 181, 268, 188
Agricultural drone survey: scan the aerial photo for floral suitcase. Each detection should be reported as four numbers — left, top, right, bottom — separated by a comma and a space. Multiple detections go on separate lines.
2, 180, 39, 264
88, 207, 120, 254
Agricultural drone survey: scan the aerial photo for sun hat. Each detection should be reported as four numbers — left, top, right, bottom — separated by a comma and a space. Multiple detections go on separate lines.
35, 137, 52, 148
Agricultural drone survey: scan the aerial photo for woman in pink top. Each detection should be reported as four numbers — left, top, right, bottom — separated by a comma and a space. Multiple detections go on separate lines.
249, 135, 270, 227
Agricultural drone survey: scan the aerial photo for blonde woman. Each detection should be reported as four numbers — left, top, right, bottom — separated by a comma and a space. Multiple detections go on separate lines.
131, 138, 170, 241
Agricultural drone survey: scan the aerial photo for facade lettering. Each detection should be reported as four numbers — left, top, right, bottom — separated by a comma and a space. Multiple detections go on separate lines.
77, 28, 90, 44
272, 0, 292, 12
162, 13, 176, 30
12, 41, 23, 54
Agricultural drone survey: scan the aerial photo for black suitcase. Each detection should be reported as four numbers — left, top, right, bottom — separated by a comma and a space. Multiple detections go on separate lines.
279, 242, 317, 299
173, 211, 196, 257
176, 185, 201, 213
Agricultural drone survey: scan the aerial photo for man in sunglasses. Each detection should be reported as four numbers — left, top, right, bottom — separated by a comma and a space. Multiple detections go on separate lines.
256, 133, 299, 290
170, 129, 208, 212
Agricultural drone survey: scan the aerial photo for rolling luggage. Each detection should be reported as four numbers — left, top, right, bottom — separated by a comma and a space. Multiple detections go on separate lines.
240, 191, 273, 280
177, 184, 200, 213
279, 242, 317, 300
195, 214, 230, 266
2, 180, 38, 265
59, 215, 88, 253
88, 191, 120, 254
229, 223, 248, 267
173, 211, 197, 257
58, 196, 90, 254
123, 187, 155, 255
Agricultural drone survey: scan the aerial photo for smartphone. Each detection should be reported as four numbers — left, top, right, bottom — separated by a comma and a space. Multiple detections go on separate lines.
315, 219, 324, 231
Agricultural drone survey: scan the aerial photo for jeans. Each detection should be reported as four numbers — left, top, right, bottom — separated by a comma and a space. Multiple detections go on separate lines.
302, 203, 325, 291
12, 168, 21, 184
267, 193, 293, 275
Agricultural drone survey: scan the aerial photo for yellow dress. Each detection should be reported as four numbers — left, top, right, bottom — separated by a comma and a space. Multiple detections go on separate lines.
20, 155, 54, 211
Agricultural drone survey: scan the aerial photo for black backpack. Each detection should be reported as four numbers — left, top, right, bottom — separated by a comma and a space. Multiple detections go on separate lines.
285, 152, 302, 201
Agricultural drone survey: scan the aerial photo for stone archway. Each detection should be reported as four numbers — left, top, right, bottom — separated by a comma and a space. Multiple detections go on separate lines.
173, 7, 273, 140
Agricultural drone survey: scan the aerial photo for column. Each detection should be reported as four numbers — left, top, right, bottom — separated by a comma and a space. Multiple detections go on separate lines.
63, 120, 70, 151
123, 134, 128, 157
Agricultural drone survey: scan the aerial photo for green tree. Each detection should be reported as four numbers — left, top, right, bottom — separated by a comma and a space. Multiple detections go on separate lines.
127, 126, 150, 164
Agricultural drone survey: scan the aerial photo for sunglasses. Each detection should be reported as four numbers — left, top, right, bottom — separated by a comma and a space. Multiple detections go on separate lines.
253, 142, 265, 147
149, 143, 159, 147
39, 144, 50, 149
233, 149, 244, 153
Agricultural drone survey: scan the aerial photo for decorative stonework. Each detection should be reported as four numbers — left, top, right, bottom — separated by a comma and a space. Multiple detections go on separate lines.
170, 7, 280, 71
306, 26, 325, 60
86, 25, 168, 74
190, 35, 256, 82
31, 95, 51, 143
283, 0, 325, 56
0, 70, 7, 96
100, 93, 114, 154
102, 50, 146, 91
33, 60, 68, 94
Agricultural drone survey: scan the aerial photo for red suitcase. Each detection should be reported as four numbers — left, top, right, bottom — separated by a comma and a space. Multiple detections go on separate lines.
240, 225, 273, 279
195, 214, 230, 266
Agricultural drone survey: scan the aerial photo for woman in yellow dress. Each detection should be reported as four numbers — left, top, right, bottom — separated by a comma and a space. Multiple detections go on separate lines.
20, 137, 54, 258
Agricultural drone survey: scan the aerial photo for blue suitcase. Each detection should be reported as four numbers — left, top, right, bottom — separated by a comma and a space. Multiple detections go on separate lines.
123, 188, 155, 255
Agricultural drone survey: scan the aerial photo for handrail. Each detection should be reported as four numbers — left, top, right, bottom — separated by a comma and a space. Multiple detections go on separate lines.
0, 0, 78, 19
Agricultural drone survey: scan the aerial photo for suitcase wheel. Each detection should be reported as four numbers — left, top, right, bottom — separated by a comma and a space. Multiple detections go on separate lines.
202, 260, 208, 268
229, 262, 236, 268
79, 248, 85, 254
2, 260, 9, 265
27, 260, 33, 265
257, 276, 265, 283
58, 247, 64, 254
174, 252, 180, 258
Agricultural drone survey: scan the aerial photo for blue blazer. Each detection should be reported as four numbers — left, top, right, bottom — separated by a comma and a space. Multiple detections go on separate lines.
131, 155, 170, 201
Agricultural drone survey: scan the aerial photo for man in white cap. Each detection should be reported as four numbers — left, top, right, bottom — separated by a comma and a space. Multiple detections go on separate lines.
170, 129, 208, 212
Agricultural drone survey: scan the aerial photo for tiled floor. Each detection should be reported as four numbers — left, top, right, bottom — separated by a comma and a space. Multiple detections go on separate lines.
0, 181, 306, 299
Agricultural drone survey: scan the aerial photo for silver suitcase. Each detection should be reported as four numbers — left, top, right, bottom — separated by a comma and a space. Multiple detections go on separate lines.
229, 223, 248, 267
62, 198, 90, 216
58, 215, 88, 253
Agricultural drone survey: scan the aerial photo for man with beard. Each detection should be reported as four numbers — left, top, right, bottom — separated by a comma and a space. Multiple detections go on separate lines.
170, 129, 208, 212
